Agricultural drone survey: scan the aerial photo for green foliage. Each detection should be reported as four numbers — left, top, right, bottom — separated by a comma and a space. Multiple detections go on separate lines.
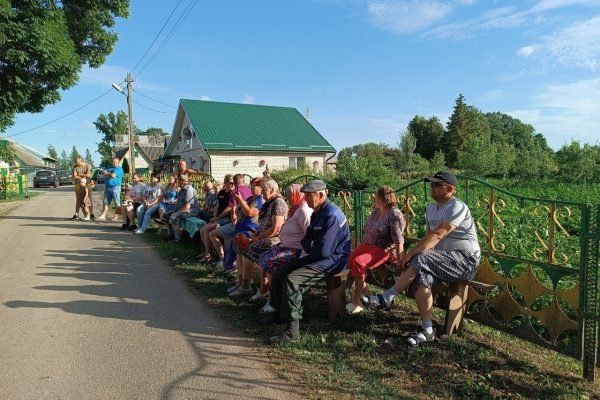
0, 140, 16, 164
556, 141, 600, 185
68, 145, 80, 167
58, 150, 69, 170
94, 111, 129, 166
84, 148, 94, 168
396, 130, 429, 178
334, 143, 399, 189
47, 144, 58, 160
0, 1, 130, 131
138, 127, 169, 136
408, 115, 444, 160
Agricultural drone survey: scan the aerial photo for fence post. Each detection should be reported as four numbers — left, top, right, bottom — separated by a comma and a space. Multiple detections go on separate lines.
581, 204, 599, 381
353, 190, 363, 244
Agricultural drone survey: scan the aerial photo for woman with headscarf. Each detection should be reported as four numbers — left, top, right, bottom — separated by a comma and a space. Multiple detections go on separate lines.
252, 183, 313, 313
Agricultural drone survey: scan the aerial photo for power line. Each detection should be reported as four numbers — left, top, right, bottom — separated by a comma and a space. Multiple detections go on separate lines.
132, 99, 173, 114
135, 0, 200, 79
5, 88, 115, 138
130, 0, 185, 75
132, 88, 177, 108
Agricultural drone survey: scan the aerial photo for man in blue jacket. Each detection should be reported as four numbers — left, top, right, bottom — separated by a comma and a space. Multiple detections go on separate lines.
268, 180, 351, 345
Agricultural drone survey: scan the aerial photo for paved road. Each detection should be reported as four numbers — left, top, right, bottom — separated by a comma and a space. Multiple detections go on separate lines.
0, 187, 302, 400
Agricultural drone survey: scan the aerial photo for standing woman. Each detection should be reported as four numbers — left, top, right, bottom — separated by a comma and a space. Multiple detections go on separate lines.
346, 186, 405, 314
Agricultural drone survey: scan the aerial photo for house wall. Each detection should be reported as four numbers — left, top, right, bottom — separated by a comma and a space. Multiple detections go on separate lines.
210, 152, 327, 182
173, 114, 211, 172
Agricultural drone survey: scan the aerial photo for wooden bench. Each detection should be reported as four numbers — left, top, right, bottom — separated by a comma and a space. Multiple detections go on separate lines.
326, 265, 496, 335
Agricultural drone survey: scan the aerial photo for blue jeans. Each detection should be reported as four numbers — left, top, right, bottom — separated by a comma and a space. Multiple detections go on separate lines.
104, 186, 121, 206
137, 203, 160, 232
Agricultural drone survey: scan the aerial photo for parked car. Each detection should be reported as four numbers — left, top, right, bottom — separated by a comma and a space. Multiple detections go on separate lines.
92, 168, 106, 184
57, 170, 74, 185
33, 170, 59, 188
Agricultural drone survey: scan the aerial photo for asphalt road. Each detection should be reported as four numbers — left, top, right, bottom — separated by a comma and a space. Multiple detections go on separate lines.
0, 186, 302, 400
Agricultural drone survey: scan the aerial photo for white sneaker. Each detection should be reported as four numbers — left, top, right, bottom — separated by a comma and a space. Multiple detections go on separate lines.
134, 229, 145, 234
82, 217, 91, 221
259, 303, 276, 313
227, 284, 240, 293
249, 290, 269, 302
229, 287, 253, 297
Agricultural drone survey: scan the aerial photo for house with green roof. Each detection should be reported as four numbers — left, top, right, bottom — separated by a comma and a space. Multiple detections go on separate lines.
159, 99, 336, 180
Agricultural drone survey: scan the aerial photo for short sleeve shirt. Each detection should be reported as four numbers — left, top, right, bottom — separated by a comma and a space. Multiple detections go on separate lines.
235, 195, 264, 233
229, 185, 251, 207
204, 191, 218, 210
73, 163, 91, 186
362, 207, 405, 249
175, 184, 199, 212
256, 196, 288, 235
279, 202, 313, 249
143, 183, 163, 201
216, 189, 230, 216
426, 197, 480, 255
105, 166, 124, 188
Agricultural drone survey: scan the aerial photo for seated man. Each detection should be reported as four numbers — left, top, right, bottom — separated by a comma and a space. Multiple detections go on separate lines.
363, 171, 480, 347
267, 180, 351, 345
197, 180, 218, 223
163, 174, 200, 242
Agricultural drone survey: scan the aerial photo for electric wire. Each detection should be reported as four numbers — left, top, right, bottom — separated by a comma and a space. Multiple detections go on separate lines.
132, 88, 177, 108
132, 99, 173, 114
130, 0, 185, 75
134, 0, 200, 79
5, 88, 115, 138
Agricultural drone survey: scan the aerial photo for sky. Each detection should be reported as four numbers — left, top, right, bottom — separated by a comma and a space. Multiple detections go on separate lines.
4, 0, 600, 164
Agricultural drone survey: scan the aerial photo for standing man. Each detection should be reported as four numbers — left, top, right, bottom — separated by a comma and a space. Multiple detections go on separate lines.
97, 157, 124, 221
172, 159, 209, 178
267, 180, 351, 345
363, 171, 480, 347
71, 157, 94, 220
163, 175, 200, 242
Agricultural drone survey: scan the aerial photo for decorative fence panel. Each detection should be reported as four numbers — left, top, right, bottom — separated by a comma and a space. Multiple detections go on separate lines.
0, 174, 29, 200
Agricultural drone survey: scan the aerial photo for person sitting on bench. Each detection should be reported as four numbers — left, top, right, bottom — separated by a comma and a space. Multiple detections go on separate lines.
363, 171, 480, 347
267, 180, 351, 345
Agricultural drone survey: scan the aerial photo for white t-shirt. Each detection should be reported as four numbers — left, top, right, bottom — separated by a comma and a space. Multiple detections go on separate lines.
279, 202, 313, 249
426, 197, 480, 255
143, 183, 163, 201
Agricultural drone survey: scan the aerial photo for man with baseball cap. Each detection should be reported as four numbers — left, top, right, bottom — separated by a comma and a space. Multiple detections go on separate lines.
363, 171, 480, 347
267, 179, 351, 345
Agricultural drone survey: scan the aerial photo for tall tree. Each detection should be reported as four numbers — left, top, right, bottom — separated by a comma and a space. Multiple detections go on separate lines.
443, 95, 491, 167
0, 1, 130, 131
408, 115, 444, 160
0, 140, 16, 164
397, 130, 429, 178
59, 150, 68, 170
139, 127, 169, 136
84, 149, 94, 168
47, 144, 58, 160
69, 146, 81, 167
94, 111, 129, 167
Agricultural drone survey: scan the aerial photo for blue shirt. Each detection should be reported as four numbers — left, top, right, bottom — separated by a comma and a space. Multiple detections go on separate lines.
234, 195, 264, 234
105, 166, 123, 188
300, 200, 351, 274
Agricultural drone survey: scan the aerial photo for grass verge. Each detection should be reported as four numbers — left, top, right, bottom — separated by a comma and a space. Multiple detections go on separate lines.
143, 230, 599, 400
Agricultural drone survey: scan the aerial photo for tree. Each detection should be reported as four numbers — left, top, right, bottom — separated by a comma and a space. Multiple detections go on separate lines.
429, 150, 446, 174
0, 140, 16, 164
84, 149, 94, 168
0, 1, 130, 131
512, 135, 557, 179
408, 115, 444, 160
457, 136, 496, 177
397, 130, 429, 178
556, 141, 600, 185
94, 111, 129, 167
334, 143, 398, 189
47, 144, 58, 160
442, 95, 491, 167
59, 150, 69, 170
69, 146, 81, 168
139, 127, 169, 136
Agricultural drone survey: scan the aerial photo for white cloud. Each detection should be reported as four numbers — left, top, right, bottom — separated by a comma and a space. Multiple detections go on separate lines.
542, 16, 600, 70
367, 0, 454, 34
517, 45, 537, 58
80, 64, 170, 93
510, 78, 600, 148
530, 0, 599, 13
200, 96, 211, 101
242, 95, 255, 104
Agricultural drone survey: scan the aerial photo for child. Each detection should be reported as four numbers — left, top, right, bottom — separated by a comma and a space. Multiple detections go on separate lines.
79, 178, 92, 221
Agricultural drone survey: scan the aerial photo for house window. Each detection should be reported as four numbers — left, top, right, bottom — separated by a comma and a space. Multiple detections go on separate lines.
289, 157, 305, 169
134, 150, 139, 158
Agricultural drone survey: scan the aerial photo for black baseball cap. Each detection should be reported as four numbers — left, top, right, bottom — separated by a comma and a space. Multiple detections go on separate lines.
425, 171, 458, 187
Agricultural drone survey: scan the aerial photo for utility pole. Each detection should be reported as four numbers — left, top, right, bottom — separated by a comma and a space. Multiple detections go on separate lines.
126, 73, 135, 175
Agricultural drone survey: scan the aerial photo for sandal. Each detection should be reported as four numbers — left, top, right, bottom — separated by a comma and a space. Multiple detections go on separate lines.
407, 329, 435, 348
345, 303, 364, 315
361, 294, 394, 311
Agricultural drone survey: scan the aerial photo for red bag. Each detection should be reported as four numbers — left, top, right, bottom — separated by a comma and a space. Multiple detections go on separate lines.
233, 234, 250, 250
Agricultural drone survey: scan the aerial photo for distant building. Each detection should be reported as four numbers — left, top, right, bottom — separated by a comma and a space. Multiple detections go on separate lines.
113, 134, 168, 173
0, 139, 56, 176
158, 99, 336, 181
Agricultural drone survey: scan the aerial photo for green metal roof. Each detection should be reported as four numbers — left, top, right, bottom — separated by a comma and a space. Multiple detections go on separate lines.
179, 99, 335, 153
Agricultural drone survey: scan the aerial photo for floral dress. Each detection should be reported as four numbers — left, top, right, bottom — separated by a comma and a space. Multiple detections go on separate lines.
239, 196, 288, 262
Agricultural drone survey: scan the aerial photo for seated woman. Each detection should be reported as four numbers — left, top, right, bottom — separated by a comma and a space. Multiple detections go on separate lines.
346, 186, 405, 314
198, 175, 233, 262
134, 172, 163, 234
157, 175, 179, 222
120, 173, 146, 231
255, 183, 313, 312
212, 177, 264, 269
229, 178, 288, 297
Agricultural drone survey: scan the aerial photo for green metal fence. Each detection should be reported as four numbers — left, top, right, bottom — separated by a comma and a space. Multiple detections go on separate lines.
283, 174, 599, 381
0, 174, 29, 200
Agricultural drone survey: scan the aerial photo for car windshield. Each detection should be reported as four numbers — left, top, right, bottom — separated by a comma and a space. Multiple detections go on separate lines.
36, 171, 53, 176
58, 171, 70, 177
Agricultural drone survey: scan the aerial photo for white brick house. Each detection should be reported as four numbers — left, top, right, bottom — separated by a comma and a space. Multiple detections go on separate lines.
158, 99, 336, 181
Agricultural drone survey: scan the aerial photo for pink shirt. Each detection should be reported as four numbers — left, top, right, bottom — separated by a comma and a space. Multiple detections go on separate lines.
279, 202, 313, 249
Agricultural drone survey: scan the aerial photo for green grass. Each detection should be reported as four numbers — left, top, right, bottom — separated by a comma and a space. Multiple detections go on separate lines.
142, 231, 599, 400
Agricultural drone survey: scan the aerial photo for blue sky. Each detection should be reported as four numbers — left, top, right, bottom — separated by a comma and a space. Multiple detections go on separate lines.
4, 0, 600, 164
